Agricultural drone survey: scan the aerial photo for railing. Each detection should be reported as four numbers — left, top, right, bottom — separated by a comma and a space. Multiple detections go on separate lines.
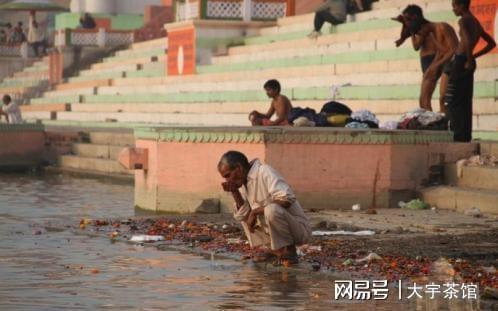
175, 0, 289, 22
55, 29, 135, 48
0, 44, 22, 57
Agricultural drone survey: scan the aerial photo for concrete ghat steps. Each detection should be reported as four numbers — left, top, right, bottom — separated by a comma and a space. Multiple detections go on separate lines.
276, 0, 445, 26
254, 1, 451, 42
56, 131, 135, 177
71, 143, 125, 161
243, 10, 455, 46
88, 131, 135, 146
29, 79, 496, 105
63, 98, 495, 115
480, 141, 498, 158
58, 155, 133, 176
54, 111, 249, 127
421, 186, 498, 215
444, 164, 498, 192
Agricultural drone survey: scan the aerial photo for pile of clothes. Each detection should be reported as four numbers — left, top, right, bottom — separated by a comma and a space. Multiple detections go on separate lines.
393, 109, 448, 131
289, 101, 379, 129
345, 110, 379, 129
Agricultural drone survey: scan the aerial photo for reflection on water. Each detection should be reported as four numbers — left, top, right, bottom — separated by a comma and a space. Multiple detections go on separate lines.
0, 173, 482, 310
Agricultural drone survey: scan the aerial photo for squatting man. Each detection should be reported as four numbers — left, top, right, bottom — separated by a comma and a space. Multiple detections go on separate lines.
218, 151, 311, 264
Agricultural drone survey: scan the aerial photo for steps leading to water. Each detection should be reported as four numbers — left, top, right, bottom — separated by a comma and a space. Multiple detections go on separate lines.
422, 142, 498, 215
56, 131, 135, 178
421, 186, 498, 215
0, 57, 50, 105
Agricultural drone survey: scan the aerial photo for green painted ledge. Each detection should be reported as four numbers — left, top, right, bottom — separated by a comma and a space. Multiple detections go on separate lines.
0, 123, 44, 132
473, 131, 498, 141
197, 47, 418, 74
134, 127, 453, 145
28, 80, 495, 105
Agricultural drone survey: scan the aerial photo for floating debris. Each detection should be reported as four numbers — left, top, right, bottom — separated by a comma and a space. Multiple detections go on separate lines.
312, 230, 376, 236
130, 235, 164, 242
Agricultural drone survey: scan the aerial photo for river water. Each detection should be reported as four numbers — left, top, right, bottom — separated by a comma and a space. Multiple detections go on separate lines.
0, 173, 482, 310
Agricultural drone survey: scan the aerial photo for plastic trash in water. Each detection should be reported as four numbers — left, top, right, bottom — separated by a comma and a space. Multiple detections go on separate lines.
352, 204, 361, 211
129, 235, 164, 242
312, 230, 375, 236
399, 199, 429, 210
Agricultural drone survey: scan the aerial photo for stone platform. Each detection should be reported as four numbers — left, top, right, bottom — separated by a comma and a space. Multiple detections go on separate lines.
120, 127, 477, 213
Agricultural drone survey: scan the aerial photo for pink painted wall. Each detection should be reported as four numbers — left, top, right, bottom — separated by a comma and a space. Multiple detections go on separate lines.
266, 144, 391, 193
0, 131, 45, 168
134, 139, 476, 212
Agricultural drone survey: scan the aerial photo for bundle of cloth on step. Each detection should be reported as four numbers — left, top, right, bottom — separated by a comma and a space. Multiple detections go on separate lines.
394, 109, 448, 131
289, 101, 352, 127
345, 109, 379, 129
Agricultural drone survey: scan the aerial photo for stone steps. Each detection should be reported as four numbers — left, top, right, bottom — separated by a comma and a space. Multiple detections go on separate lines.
63, 99, 495, 115
29, 80, 496, 106
243, 10, 454, 46
258, 0, 450, 37
90, 55, 166, 70
88, 131, 135, 146
72, 143, 125, 161
55, 130, 135, 178
444, 164, 498, 192
129, 36, 167, 50
54, 111, 249, 126
421, 186, 498, 215
100, 68, 497, 94
0, 57, 50, 105
58, 155, 133, 176
480, 141, 498, 158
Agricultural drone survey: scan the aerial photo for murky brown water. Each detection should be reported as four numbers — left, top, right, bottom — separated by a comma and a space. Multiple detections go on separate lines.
0, 173, 484, 310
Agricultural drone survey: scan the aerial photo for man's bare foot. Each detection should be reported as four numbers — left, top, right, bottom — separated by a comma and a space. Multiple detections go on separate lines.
273, 245, 299, 266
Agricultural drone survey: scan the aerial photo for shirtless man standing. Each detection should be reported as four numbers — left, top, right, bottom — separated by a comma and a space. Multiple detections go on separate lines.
394, 5, 459, 112
249, 79, 292, 126
445, 0, 496, 142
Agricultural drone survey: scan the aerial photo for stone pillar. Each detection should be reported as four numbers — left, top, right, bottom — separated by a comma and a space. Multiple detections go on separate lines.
242, 0, 252, 22
48, 49, 64, 85
97, 28, 106, 47
286, 0, 295, 16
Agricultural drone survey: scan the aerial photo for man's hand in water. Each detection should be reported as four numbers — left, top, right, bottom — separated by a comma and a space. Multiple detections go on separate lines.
246, 211, 257, 233
221, 181, 239, 193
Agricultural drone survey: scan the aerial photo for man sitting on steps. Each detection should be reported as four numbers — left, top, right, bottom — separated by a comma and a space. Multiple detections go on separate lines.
1, 95, 23, 124
249, 79, 292, 126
